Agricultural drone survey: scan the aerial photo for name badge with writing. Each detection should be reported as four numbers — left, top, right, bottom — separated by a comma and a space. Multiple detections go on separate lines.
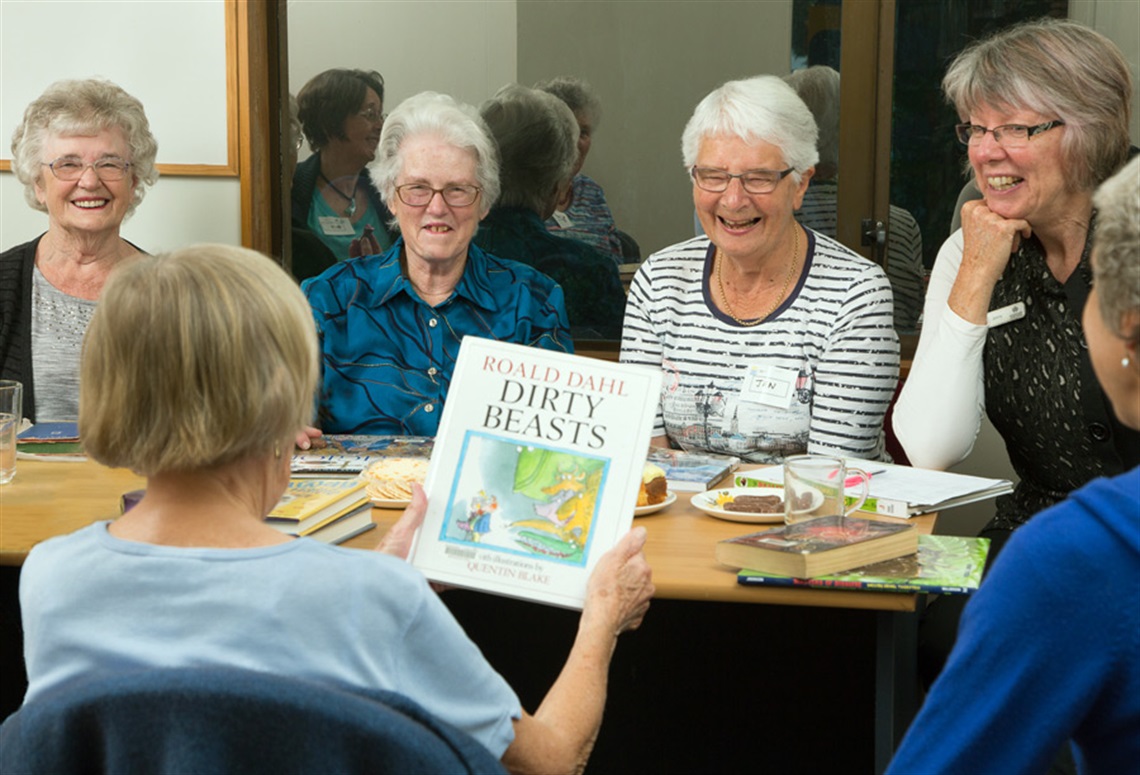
551, 211, 573, 229
739, 364, 798, 409
318, 216, 355, 236
987, 301, 1026, 328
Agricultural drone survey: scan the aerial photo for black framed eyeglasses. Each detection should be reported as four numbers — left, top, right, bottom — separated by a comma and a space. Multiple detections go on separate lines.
395, 183, 481, 207
690, 166, 794, 194
954, 120, 1064, 148
43, 156, 132, 182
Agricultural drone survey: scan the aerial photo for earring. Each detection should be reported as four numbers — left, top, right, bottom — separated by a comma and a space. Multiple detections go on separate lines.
274, 441, 281, 459
1124, 356, 1132, 368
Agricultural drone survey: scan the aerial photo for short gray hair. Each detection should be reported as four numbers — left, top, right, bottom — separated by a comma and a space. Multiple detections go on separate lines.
480, 84, 579, 215
10, 78, 159, 216
681, 75, 819, 184
943, 18, 1132, 192
369, 91, 500, 219
534, 75, 602, 127
783, 66, 840, 179
1091, 156, 1140, 342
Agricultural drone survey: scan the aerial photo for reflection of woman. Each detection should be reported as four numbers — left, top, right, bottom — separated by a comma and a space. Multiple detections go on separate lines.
474, 84, 626, 340
621, 76, 898, 463
0, 79, 157, 422
303, 92, 572, 436
892, 19, 1138, 687
291, 69, 397, 280
19, 244, 654, 773
888, 156, 1140, 775
535, 76, 624, 266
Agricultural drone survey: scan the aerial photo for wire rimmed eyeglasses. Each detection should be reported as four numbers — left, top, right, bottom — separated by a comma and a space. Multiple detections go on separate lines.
43, 156, 132, 182
358, 107, 387, 124
690, 166, 794, 195
954, 120, 1064, 148
395, 183, 481, 207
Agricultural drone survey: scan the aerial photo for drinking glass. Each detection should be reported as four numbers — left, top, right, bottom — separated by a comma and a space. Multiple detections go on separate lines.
0, 381, 23, 485
783, 454, 870, 525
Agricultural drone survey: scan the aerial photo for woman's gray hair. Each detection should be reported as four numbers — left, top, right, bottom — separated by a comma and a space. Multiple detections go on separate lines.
369, 91, 500, 219
10, 78, 159, 216
943, 17, 1132, 192
783, 66, 840, 180
681, 75, 819, 184
1091, 156, 1140, 342
479, 84, 579, 215
534, 75, 602, 127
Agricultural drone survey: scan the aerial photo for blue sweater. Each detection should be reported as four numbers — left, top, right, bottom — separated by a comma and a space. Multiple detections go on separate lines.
888, 467, 1140, 774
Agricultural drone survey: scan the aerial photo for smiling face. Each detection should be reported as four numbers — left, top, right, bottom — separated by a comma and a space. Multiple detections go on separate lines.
693, 134, 811, 263
390, 134, 485, 269
35, 127, 136, 239
334, 87, 383, 167
968, 105, 1072, 226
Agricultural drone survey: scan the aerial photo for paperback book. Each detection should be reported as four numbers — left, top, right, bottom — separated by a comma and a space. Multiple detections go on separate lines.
291, 435, 434, 476
16, 421, 85, 459
737, 534, 990, 593
646, 448, 739, 492
735, 459, 1012, 518
269, 503, 376, 545
715, 514, 918, 578
410, 338, 662, 609
266, 478, 369, 536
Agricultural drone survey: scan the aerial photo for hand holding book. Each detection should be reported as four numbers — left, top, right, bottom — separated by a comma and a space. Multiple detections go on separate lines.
374, 483, 426, 559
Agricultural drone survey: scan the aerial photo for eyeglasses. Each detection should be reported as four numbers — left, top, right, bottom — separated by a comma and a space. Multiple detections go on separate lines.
357, 107, 386, 124
690, 166, 794, 195
43, 156, 132, 182
954, 120, 1064, 148
395, 183, 481, 207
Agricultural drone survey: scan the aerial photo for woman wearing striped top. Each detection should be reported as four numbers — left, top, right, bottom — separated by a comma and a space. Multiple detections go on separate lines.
620, 76, 899, 464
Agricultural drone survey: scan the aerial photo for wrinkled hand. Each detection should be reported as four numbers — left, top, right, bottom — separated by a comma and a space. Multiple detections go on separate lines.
294, 426, 324, 451
583, 526, 654, 637
959, 199, 1032, 286
375, 483, 426, 559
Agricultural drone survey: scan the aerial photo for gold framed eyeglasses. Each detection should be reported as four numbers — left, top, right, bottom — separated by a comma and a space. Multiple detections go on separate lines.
43, 156, 132, 182
690, 166, 794, 195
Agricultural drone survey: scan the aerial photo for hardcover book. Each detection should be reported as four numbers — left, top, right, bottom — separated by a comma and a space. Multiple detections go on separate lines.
266, 478, 369, 535
715, 514, 919, 578
646, 448, 739, 492
410, 338, 662, 609
737, 534, 990, 593
269, 503, 376, 545
291, 435, 434, 476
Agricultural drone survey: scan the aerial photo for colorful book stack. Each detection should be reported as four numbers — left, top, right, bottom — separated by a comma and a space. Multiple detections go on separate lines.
266, 478, 373, 544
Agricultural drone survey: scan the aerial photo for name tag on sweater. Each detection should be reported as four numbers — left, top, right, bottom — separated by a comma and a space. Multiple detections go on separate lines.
987, 302, 1026, 328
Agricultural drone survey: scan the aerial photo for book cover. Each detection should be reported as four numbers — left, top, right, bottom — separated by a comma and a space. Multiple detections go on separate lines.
715, 514, 918, 578
737, 534, 990, 594
266, 478, 369, 534
269, 503, 376, 544
646, 448, 739, 492
291, 435, 434, 476
410, 338, 662, 609
17, 422, 80, 442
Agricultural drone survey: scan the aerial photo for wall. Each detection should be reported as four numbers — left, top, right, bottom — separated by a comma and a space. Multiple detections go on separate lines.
517, 0, 793, 258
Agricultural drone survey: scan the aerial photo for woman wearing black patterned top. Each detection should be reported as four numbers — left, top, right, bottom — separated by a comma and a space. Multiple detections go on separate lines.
892, 18, 1139, 687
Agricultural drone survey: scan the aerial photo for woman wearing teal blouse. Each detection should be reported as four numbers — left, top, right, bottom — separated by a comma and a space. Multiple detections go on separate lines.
302, 92, 572, 436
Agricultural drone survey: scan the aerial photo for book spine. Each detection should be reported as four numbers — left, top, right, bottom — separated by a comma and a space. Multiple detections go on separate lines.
736, 575, 974, 595
665, 478, 709, 492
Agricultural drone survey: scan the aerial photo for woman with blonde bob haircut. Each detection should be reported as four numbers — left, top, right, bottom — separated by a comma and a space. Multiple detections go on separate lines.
23, 244, 653, 775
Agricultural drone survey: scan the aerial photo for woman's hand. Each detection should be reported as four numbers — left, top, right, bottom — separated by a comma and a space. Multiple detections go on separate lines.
949, 199, 1033, 324
581, 526, 654, 637
293, 426, 324, 451
375, 483, 426, 559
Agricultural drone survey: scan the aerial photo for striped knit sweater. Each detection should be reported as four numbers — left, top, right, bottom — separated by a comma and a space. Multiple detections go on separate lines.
620, 230, 899, 463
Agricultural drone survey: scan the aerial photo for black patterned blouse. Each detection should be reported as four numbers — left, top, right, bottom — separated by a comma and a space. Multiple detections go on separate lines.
983, 214, 1140, 530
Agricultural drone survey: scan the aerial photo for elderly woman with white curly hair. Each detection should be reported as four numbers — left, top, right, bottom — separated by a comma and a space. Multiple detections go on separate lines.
302, 91, 572, 437
0, 78, 158, 422
621, 75, 898, 463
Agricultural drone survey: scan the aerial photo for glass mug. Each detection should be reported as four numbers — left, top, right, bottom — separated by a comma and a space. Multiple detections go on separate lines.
783, 454, 870, 525
0, 380, 23, 485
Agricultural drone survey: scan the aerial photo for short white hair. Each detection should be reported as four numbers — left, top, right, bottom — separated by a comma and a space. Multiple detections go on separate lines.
681, 75, 819, 183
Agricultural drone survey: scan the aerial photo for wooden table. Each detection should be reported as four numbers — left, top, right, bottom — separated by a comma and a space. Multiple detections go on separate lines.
0, 459, 933, 772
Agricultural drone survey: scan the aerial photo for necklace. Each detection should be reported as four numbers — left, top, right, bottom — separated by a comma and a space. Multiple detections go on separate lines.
319, 171, 359, 217
715, 227, 799, 326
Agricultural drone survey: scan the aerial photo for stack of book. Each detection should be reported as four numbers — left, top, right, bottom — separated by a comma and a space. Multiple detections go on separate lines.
266, 478, 373, 544
17, 421, 85, 460
646, 448, 739, 492
291, 435, 433, 477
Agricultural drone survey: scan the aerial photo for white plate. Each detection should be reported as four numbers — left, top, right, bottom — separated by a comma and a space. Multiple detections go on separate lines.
634, 491, 677, 517
370, 497, 412, 509
691, 486, 793, 524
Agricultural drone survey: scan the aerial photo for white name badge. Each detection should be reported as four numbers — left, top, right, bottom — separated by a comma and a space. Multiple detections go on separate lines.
551, 210, 573, 229
987, 301, 1026, 328
318, 216, 355, 236
739, 364, 798, 409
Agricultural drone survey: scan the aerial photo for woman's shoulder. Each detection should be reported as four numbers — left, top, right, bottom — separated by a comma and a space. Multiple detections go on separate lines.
641, 236, 710, 269
1, 235, 42, 265
807, 231, 890, 285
